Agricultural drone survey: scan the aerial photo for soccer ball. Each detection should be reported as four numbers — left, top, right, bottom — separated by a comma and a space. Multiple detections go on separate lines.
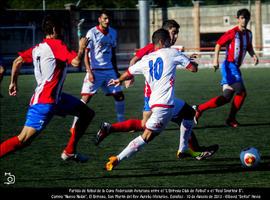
240, 147, 261, 168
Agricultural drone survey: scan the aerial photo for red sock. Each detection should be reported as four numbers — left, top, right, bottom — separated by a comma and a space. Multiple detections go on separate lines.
64, 133, 76, 154
111, 119, 144, 132
198, 95, 228, 112
229, 92, 246, 119
0, 136, 22, 158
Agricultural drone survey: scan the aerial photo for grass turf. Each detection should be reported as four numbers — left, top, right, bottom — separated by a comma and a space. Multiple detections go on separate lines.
0, 68, 270, 189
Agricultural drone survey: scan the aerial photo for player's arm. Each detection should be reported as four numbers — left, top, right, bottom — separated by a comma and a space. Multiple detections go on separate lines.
108, 71, 133, 87
213, 43, 221, 71
84, 48, 95, 82
247, 46, 259, 65
71, 37, 89, 67
124, 55, 140, 88
9, 56, 24, 96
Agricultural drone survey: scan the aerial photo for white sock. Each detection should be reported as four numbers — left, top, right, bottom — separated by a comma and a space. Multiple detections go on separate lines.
71, 99, 86, 129
117, 135, 146, 161
178, 119, 194, 152
115, 100, 125, 122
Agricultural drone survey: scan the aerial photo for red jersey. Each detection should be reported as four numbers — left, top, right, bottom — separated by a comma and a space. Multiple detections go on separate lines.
217, 26, 253, 67
19, 38, 77, 105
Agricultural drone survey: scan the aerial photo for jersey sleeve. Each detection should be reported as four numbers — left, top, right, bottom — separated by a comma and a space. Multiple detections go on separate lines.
173, 51, 191, 69
18, 47, 34, 63
127, 59, 144, 75
85, 30, 92, 49
135, 43, 154, 59
48, 40, 77, 64
216, 30, 235, 46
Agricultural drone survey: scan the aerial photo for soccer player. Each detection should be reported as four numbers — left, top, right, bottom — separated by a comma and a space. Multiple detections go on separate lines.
70, 9, 125, 135
105, 29, 212, 171
0, 55, 6, 97
96, 20, 218, 153
0, 15, 95, 161
193, 8, 259, 128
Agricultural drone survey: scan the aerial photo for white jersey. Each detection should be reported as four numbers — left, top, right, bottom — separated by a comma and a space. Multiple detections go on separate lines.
86, 26, 117, 70
128, 48, 191, 109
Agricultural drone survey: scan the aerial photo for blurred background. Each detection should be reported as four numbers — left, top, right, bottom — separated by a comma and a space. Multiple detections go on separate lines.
0, 0, 270, 73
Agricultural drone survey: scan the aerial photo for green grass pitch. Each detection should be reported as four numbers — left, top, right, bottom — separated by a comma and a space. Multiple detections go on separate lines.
0, 68, 270, 188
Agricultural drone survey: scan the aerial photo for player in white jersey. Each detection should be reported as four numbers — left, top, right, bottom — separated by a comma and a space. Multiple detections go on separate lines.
70, 10, 125, 135
105, 29, 211, 171
0, 15, 95, 161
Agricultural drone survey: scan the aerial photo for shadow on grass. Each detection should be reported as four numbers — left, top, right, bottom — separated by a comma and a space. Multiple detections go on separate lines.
18, 156, 270, 183
165, 122, 270, 131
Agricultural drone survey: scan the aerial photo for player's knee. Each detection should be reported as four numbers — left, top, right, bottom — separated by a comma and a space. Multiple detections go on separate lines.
181, 104, 195, 120
77, 104, 95, 122
113, 92, 125, 101
223, 90, 234, 102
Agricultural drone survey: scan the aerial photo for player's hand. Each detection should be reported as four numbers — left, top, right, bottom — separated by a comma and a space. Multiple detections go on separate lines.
213, 64, 219, 72
87, 72, 95, 83
189, 53, 198, 59
124, 77, 135, 88
108, 79, 120, 87
253, 55, 259, 65
9, 83, 17, 96
213, 60, 219, 72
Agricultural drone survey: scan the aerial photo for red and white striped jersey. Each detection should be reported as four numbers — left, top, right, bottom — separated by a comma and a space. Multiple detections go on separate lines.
128, 48, 190, 109
19, 38, 77, 105
217, 26, 253, 67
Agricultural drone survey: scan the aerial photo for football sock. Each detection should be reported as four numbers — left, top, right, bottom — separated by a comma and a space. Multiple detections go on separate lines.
229, 92, 246, 119
110, 119, 143, 132
0, 136, 22, 157
71, 99, 86, 129
117, 135, 146, 161
115, 100, 125, 122
179, 119, 194, 152
188, 131, 200, 151
198, 95, 228, 112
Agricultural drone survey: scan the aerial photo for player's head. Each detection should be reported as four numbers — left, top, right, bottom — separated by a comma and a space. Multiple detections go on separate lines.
42, 15, 62, 39
152, 28, 171, 48
162, 20, 180, 45
237, 8, 250, 29
98, 9, 111, 29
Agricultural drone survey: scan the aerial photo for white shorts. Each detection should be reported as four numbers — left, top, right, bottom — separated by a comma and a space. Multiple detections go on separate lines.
81, 70, 123, 96
146, 107, 173, 133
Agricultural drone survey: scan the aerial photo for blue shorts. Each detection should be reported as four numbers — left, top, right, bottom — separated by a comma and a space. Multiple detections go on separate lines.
220, 60, 243, 85
143, 97, 151, 112
25, 93, 86, 131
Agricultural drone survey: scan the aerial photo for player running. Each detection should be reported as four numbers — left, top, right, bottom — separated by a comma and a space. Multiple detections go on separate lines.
105, 29, 213, 171
96, 20, 218, 154
193, 8, 259, 128
0, 15, 95, 161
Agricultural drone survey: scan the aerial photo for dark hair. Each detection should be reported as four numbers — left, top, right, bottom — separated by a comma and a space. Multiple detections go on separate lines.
98, 9, 111, 18
152, 28, 170, 45
42, 15, 61, 35
237, 8, 251, 19
162, 19, 180, 31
